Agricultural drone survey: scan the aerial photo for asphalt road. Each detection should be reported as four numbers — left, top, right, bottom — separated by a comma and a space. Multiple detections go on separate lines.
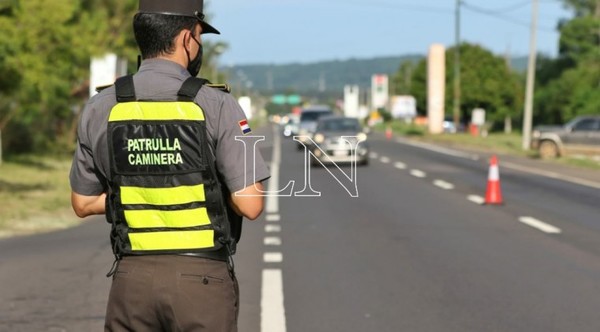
1, 126, 599, 332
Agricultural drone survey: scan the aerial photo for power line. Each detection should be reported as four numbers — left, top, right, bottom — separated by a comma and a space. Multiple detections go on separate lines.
462, 1, 556, 32
312, 0, 453, 14
484, 0, 532, 13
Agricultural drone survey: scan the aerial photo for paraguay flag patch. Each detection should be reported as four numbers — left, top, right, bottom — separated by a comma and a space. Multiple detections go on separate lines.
239, 119, 252, 135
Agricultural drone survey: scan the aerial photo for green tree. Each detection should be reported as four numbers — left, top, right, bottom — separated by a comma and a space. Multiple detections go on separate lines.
0, 0, 227, 156
534, 0, 599, 125
0, 0, 88, 152
392, 60, 416, 95
397, 43, 521, 127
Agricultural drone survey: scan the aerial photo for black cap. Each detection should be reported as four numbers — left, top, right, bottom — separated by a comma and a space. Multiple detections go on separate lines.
139, 0, 220, 34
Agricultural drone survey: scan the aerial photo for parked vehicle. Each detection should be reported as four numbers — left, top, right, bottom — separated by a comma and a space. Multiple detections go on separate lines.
443, 117, 466, 133
310, 116, 369, 166
531, 115, 600, 158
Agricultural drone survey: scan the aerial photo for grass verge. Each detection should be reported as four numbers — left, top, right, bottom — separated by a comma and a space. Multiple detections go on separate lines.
375, 121, 600, 170
0, 155, 79, 238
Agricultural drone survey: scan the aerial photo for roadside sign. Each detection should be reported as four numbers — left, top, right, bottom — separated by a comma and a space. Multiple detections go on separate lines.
472, 108, 486, 126
391, 95, 416, 119
271, 94, 301, 105
271, 95, 286, 105
287, 95, 301, 105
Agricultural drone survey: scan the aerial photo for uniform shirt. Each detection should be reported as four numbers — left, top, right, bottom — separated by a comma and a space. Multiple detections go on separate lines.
70, 58, 270, 196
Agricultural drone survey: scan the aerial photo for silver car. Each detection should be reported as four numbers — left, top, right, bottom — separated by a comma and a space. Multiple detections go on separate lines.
310, 116, 369, 166
531, 115, 600, 158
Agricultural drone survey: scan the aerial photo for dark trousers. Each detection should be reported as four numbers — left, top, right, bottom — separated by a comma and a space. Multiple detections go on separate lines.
105, 255, 238, 332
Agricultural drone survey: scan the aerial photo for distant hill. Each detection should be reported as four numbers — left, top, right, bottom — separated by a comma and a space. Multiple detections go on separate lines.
221, 55, 423, 96
221, 54, 529, 96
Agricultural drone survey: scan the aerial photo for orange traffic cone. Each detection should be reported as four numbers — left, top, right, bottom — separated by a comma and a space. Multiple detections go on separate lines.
385, 126, 393, 140
485, 155, 503, 205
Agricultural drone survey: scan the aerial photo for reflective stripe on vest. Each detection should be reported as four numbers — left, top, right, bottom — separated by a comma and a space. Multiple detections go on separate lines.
121, 184, 210, 229
129, 230, 215, 251
109, 102, 205, 121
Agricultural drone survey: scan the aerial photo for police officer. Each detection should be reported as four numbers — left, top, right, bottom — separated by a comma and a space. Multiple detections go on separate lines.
69, 0, 270, 330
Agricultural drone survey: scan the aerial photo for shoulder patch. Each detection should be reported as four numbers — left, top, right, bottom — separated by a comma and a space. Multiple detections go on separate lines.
238, 119, 252, 135
95, 84, 113, 93
206, 83, 231, 94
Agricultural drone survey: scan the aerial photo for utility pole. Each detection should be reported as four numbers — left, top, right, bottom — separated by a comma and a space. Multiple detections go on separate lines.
453, 0, 461, 127
522, 0, 539, 150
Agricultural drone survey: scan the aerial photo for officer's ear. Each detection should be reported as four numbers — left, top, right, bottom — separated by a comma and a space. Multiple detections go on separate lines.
181, 29, 192, 50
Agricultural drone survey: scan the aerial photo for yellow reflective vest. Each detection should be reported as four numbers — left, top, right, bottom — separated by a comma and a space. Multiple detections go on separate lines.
105, 76, 232, 259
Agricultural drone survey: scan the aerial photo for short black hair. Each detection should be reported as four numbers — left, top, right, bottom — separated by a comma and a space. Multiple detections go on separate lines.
133, 13, 198, 59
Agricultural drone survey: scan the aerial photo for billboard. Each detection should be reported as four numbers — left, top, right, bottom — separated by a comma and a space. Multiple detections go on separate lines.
344, 85, 360, 118
371, 74, 389, 110
390, 95, 417, 119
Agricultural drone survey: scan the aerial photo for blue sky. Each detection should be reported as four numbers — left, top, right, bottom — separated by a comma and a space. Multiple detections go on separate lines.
205, 0, 573, 66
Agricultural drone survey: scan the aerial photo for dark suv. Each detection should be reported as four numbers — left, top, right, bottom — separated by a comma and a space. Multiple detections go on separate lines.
531, 115, 600, 158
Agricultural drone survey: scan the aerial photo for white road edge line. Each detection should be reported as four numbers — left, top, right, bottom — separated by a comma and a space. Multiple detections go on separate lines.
261, 269, 287, 332
519, 216, 562, 234
467, 195, 485, 205
433, 180, 455, 190
380, 156, 391, 164
393, 133, 598, 190
395, 138, 479, 160
266, 126, 282, 214
502, 161, 600, 190
260, 126, 287, 332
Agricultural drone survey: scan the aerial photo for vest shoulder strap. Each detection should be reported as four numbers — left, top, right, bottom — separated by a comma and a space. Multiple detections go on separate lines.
114, 75, 136, 102
177, 77, 208, 101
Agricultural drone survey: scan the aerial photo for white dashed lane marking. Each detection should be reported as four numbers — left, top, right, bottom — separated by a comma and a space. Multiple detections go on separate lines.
519, 217, 562, 234
433, 180, 455, 190
266, 224, 281, 233
394, 162, 407, 170
264, 252, 284, 263
467, 195, 485, 205
410, 169, 427, 178
266, 214, 281, 222
264, 237, 282, 246
368, 149, 564, 239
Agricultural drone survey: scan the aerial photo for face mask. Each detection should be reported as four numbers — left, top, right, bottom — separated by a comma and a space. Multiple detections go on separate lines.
186, 34, 203, 77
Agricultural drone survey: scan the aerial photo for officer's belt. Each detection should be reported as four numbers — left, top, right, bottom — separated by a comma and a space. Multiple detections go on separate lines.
177, 247, 230, 261
121, 247, 230, 262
